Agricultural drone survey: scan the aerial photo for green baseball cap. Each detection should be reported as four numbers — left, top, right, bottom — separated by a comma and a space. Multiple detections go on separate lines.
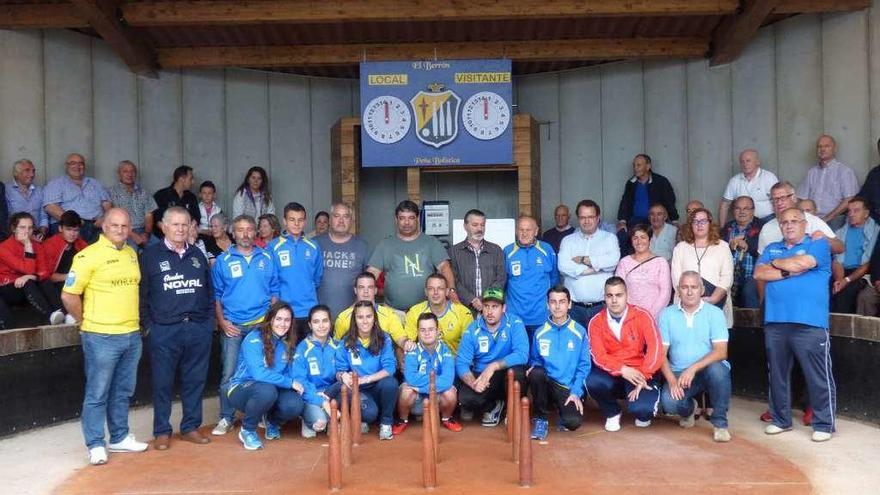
482, 286, 505, 303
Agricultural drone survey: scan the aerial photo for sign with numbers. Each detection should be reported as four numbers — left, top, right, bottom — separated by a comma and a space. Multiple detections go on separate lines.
360, 59, 513, 167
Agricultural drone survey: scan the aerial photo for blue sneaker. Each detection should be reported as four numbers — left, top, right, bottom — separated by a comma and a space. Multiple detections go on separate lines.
238, 428, 264, 450
265, 421, 282, 440
531, 418, 549, 441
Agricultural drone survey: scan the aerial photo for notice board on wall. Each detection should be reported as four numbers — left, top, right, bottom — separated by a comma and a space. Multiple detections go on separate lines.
359, 59, 513, 167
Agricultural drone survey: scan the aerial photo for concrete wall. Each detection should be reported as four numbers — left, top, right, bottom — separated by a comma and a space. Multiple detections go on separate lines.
0, 29, 359, 218
2, 2, 879, 237
517, 6, 880, 229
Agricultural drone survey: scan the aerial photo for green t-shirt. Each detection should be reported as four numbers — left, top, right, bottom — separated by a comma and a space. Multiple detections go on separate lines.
368, 233, 449, 310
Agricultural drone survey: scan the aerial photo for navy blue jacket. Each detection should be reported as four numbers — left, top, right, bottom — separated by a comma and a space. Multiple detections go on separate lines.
139, 241, 214, 328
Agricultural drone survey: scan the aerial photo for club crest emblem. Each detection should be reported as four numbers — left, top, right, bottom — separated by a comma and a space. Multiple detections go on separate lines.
410, 83, 460, 148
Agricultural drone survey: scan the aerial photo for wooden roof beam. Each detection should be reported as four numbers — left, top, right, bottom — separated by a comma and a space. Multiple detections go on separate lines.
70, 0, 157, 77
774, 0, 869, 14
157, 38, 710, 69
123, 0, 741, 26
711, 0, 780, 66
0, 4, 88, 29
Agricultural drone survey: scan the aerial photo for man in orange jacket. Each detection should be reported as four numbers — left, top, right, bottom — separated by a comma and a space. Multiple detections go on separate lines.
586, 276, 663, 432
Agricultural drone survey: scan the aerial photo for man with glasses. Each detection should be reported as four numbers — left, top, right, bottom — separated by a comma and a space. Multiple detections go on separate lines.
721, 196, 762, 308
754, 207, 836, 442
43, 153, 111, 243
758, 181, 842, 255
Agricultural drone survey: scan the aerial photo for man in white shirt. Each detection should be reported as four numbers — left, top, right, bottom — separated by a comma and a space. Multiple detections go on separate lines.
558, 199, 620, 329
718, 149, 778, 225
758, 181, 843, 255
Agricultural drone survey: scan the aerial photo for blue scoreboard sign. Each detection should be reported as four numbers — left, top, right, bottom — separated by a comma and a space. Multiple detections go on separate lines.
360, 59, 513, 167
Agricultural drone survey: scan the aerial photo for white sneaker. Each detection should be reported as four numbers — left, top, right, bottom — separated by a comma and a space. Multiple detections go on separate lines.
764, 424, 792, 435
301, 422, 316, 439
811, 431, 832, 442
49, 309, 65, 325
713, 427, 732, 442
212, 418, 233, 436
481, 400, 504, 427
361, 422, 369, 434
64, 313, 77, 325
634, 419, 652, 428
679, 398, 698, 428
107, 434, 148, 453
378, 424, 393, 440
605, 414, 621, 432
88, 446, 107, 465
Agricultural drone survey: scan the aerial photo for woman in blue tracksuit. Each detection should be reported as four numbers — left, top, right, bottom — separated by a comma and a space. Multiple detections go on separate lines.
328, 300, 399, 440
290, 304, 339, 438
227, 301, 306, 450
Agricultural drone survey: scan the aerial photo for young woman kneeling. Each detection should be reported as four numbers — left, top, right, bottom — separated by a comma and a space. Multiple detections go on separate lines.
227, 302, 306, 450
328, 300, 398, 440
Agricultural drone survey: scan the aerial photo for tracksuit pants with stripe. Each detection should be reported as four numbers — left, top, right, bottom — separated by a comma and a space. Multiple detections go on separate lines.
764, 323, 836, 433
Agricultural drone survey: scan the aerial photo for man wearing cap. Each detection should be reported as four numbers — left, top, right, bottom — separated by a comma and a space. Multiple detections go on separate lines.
140, 207, 214, 450
456, 287, 529, 427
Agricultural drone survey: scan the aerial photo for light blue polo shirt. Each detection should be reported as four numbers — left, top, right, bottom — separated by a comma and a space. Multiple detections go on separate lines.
657, 301, 728, 373
757, 236, 831, 329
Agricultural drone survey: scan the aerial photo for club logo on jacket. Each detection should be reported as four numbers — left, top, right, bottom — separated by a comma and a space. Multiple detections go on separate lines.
279, 251, 291, 267
159, 261, 171, 272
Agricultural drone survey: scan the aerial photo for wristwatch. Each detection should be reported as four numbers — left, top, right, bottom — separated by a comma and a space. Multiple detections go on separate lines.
771, 260, 790, 278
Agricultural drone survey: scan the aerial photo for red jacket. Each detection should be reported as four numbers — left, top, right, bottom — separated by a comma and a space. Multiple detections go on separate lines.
39, 234, 88, 280
0, 237, 48, 286
588, 304, 663, 379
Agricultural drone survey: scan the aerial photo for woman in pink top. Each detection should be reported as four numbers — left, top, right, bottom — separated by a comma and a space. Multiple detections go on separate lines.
615, 224, 671, 319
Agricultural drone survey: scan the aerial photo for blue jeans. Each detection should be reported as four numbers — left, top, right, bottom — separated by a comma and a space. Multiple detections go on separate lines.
303, 403, 329, 429
585, 367, 659, 421
660, 361, 732, 428
570, 303, 604, 330
81, 331, 143, 448
219, 324, 257, 422
327, 376, 399, 426
149, 320, 214, 436
228, 381, 305, 431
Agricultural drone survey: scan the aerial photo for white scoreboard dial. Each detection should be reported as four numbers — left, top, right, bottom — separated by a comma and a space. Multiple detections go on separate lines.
363, 96, 411, 144
462, 91, 510, 140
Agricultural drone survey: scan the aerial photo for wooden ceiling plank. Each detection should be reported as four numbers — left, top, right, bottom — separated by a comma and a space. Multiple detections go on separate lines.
70, 0, 158, 76
711, 0, 781, 66
123, 0, 741, 26
775, 0, 869, 14
0, 4, 88, 29
157, 37, 709, 69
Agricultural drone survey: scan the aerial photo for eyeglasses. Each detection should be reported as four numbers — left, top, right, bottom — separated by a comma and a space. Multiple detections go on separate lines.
733, 207, 754, 211
779, 220, 806, 227
771, 193, 795, 203
692, 219, 710, 226
66, 160, 85, 166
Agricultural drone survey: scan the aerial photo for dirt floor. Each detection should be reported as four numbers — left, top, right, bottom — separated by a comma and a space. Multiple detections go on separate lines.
55, 414, 810, 495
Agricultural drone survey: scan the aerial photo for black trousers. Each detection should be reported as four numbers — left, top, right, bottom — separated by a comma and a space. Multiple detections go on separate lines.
528, 366, 583, 431
458, 365, 526, 414
0, 280, 58, 329
831, 268, 865, 314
